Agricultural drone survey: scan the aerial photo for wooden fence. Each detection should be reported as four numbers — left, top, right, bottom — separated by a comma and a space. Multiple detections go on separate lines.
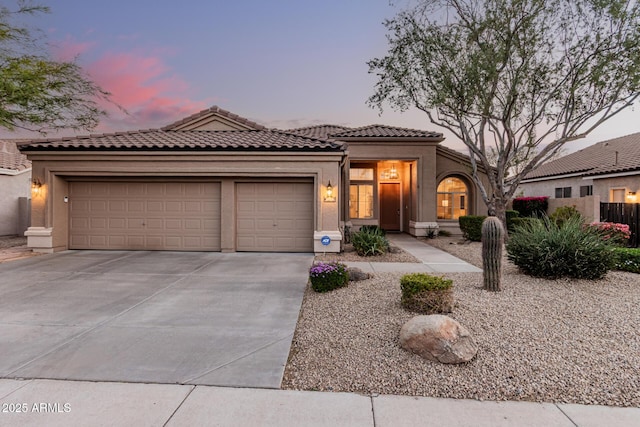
600, 203, 640, 248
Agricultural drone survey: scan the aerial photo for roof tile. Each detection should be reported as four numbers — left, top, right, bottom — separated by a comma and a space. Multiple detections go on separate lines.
0, 140, 31, 172
18, 129, 344, 152
330, 124, 443, 139
162, 105, 267, 131
525, 132, 640, 179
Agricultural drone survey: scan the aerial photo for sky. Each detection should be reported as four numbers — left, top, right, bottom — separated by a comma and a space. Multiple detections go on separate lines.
3, 0, 640, 154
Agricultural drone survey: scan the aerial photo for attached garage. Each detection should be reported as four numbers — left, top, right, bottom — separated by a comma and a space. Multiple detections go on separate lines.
20, 106, 345, 254
69, 181, 221, 251
236, 182, 314, 252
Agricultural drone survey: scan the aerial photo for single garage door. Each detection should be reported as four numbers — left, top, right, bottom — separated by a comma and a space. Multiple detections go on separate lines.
69, 182, 221, 251
236, 182, 314, 252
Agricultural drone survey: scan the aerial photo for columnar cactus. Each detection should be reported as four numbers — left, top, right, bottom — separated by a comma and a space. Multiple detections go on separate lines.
482, 216, 504, 292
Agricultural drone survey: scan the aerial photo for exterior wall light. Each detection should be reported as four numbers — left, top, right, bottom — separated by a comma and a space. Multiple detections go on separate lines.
627, 191, 637, 202
389, 163, 399, 179
324, 180, 336, 202
31, 178, 43, 197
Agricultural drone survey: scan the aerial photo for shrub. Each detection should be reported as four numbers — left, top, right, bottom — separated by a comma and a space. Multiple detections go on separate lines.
359, 225, 386, 236
438, 229, 452, 237
309, 262, 349, 292
589, 222, 631, 246
613, 248, 640, 273
400, 273, 454, 314
512, 196, 548, 217
549, 205, 583, 227
509, 217, 540, 231
351, 227, 389, 256
506, 215, 616, 280
459, 215, 486, 241
506, 210, 520, 232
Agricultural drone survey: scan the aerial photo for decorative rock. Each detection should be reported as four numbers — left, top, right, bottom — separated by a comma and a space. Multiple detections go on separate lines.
347, 267, 370, 282
399, 315, 478, 364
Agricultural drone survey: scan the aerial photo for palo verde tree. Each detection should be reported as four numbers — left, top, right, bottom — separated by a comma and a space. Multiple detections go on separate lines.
369, 0, 640, 227
0, 1, 113, 134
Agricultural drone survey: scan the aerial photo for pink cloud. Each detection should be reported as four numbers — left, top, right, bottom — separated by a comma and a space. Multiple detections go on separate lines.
51, 38, 209, 132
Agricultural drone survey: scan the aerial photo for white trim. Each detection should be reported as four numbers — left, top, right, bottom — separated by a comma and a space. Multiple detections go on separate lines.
0, 167, 31, 176
587, 170, 640, 180
520, 172, 584, 183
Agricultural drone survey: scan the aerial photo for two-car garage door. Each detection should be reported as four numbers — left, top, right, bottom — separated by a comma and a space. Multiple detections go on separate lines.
69, 182, 222, 251
68, 181, 313, 252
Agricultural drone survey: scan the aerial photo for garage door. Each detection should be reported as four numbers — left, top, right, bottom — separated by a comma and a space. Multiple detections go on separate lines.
236, 182, 314, 252
69, 182, 221, 251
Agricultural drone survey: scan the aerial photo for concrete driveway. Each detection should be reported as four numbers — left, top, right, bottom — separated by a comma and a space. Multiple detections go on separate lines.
0, 250, 313, 388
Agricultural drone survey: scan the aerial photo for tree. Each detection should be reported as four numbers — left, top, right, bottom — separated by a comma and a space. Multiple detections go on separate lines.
368, 0, 640, 227
0, 1, 112, 134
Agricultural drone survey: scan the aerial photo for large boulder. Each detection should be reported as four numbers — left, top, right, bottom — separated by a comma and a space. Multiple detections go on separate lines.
399, 315, 477, 364
347, 267, 370, 282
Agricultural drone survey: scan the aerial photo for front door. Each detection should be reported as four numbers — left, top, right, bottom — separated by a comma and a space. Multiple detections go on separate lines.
380, 183, 401, 231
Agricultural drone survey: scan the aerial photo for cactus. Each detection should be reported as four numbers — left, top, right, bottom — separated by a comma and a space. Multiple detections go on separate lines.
482, 216, 504, 292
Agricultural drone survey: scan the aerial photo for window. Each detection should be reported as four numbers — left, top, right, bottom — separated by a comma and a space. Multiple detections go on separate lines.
437, 177, 468, 220
555, 187, 572, 198
349, 166, 375, 219
580, 185, 593, 197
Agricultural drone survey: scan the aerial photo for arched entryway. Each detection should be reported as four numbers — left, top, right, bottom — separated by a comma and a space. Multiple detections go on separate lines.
437, 176, 470, 220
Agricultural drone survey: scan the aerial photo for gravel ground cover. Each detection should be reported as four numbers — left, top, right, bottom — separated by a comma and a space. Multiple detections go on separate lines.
0, 235, 42, 263
283, 237, 640, 407
314, 242, 419, 263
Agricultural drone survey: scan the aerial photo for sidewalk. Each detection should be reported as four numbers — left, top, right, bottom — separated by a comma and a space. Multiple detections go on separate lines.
0, 378, 637, 426
344, 233, 482, 273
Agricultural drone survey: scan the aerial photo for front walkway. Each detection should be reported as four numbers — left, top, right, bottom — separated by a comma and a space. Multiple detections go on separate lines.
344, 233, 481, 273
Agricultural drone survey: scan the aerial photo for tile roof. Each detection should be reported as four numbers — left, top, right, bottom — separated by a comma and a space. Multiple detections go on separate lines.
18, 130, 344, 152
330, 124, 443, 139
161, 105, 268, 131
525, 132, 640, 179
285, 125, 352, 140
0, 140, 31, 172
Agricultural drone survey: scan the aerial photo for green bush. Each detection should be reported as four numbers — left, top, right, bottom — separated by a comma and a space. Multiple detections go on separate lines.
309, 262, 349, 292
613, 248, 640, 273
509, 217, 540, 231
506, 215, 616, 280
400, 273, 454, 314
549, 205, 583, 227
459, 215, 486, 241
359, 225, 386, 236
512, 196, 548, 217
506, 210, 520, 232
351, 227, 389, 256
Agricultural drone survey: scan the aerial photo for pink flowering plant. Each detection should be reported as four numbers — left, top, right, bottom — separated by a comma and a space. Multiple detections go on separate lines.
589, 222, 631, 246
309, 262, 349, 292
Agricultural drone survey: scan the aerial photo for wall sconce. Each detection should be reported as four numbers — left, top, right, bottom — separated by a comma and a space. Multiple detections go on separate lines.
389, 163, 399, 180
324, 180, 336, 202
31, 178, 43, 197
627, 191, 637, 202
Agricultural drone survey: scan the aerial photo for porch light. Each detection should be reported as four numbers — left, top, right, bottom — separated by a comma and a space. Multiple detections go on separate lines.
389, 164, 399, 179
628, 191, 637, 202
31, 178, 43, 197
324, 180, 336, 202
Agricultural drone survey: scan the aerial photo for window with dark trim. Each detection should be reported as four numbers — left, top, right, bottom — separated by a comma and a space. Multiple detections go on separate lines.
555, 187, 572, 198
580, 185, 593, 197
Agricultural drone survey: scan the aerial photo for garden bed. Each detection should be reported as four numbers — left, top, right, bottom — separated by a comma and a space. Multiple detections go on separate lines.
283, 237, 640, 407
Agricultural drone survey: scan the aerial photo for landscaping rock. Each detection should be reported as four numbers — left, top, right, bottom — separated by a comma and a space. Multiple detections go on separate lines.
399, 315, 477, 364
347, 267, 370, 282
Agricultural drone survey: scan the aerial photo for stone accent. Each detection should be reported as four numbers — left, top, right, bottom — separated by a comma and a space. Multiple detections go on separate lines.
409, 221, 439, 237
399, 315, 477, 364
347, 267, 370, 282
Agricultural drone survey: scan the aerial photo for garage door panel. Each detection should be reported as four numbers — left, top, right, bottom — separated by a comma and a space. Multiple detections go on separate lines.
70, 182, 221, 251
236, 182, 313, 252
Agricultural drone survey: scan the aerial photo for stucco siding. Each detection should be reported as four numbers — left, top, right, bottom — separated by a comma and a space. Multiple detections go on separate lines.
0, 170, 31, 235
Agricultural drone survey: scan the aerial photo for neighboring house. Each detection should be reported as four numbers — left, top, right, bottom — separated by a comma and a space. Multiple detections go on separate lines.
519, 132, 640, 221
18, 106, 489, 253
0, 140, 31, 236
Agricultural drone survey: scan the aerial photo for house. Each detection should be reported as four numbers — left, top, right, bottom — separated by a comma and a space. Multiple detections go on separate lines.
0, 140, 31, 236
18, 106, 489, 253
519, 133, 640, 220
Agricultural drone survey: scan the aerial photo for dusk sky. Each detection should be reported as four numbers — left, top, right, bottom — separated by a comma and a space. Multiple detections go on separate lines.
4, 0, 639, 153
